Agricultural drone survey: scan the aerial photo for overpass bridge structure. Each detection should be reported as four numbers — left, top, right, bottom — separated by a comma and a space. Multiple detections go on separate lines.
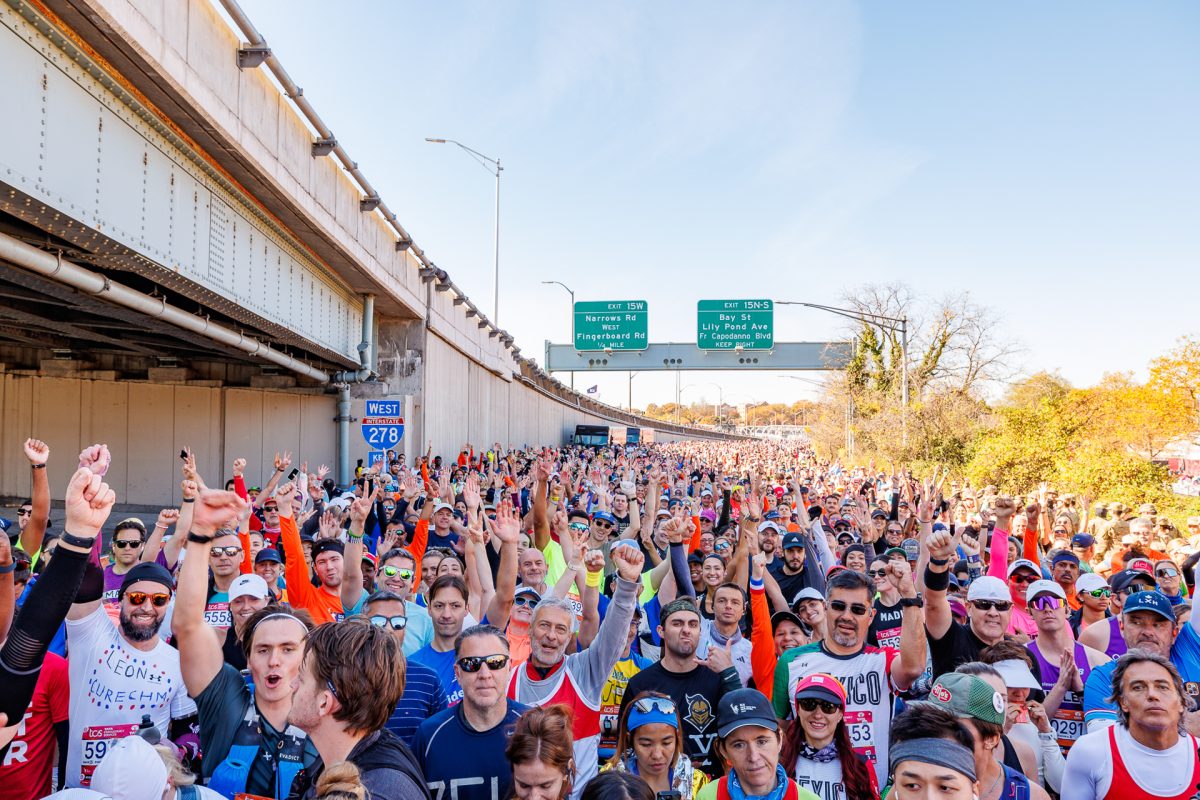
0, 0, 737, 506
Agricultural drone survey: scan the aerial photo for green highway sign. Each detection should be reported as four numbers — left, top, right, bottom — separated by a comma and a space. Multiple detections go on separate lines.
697, 299, 774, 350
574, 300, 649, 351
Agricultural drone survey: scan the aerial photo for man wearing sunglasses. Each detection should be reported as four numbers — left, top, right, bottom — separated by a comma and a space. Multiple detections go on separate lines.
1025, 579, 1110, 754
773, 567, 926, 787
65, 560, 197, 787
414, 625, 527, 800
363, 590, 448, 750
202, 529, 247, 630
100, 518, 148, 610
927, 528, 1013, 680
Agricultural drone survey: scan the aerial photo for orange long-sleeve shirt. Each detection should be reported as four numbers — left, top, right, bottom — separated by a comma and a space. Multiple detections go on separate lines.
749, 583, 777, 701
279, 515, 344, 624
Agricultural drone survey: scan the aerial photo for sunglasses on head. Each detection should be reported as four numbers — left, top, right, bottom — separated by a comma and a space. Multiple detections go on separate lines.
1085, 587, 1112, 598
457, 654, 509, 673
971, 599, 1012, 612
125, 591, 171, 607
380, 566, 414, 581
210, 546, 242, 558
1031, 595, 1061, 612
513, 594, 540, 609
113, 540, 142, 550
828, 599, 869, 617
797, 698, 840, 715
1157, 568, 1179, 579
369, 614, 407, 631
632, 696, 677, 715
1009, 573, 1038, 585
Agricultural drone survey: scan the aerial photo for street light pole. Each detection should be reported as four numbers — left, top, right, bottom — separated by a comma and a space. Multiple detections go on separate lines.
425, 138, 502, 323
541, 281, 575, 390
778, 300, 909, 445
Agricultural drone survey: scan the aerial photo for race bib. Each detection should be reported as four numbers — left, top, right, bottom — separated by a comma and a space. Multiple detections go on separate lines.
204, 601, 231, 629
843, 709, 877, 764
1052, 705, 1085, 751
80, 723, 138, 785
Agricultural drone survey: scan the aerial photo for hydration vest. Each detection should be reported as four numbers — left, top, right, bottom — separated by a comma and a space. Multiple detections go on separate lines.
207, 694, 308, 800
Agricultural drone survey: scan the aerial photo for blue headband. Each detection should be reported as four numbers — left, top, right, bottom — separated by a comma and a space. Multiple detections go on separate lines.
626, 707, 679, 733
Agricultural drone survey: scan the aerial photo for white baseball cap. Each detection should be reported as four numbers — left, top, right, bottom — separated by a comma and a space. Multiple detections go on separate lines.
229, 573, 270, 602
1076, 572, 1109, 594
91, 735, 168, 800
966, 576, 1010, 603
1007, 559, 1040, 578
1025, 579, 1066, 603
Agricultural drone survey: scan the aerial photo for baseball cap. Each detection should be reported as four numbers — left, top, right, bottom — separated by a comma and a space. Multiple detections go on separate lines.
883, 547, 908, 561
432, 501, 454, 514
781, 532, 804, 550
1071, 534, 1095, 549
791, 587, 825, 608
1122, 590, 1174, 622
901, 538, 920, 561
311, 539, 345, 560
717, 688, 778, 738
794, 673, 847, 708
1007, 559, 1040, 578
591, 510, 618, 526
1025, 579, 1066, 603
255, 547, 283, 565
1127, 558, 1155, 574
1139, 503, 1159, 516
119, 562, 175, 597
1050, 551, 1080, 567
361, 551, 377, 566
700, 509, 717, 523
514, 586, 542, 601
687, 552, 705, 566
992, 659, 1041, 691
870, 509, 887, 519
770, 610, 804, 632
229, 573, 270, 602
1110, 569, 1156, 594
1076, 572, 1109, 594
928, 672, 1006, 726
91, 735, 168, 800
966, 576, 1009, 603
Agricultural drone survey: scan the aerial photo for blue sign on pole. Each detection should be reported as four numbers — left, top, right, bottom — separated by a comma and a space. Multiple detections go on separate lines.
367, 451, 386, 469
361, 400, 404, 449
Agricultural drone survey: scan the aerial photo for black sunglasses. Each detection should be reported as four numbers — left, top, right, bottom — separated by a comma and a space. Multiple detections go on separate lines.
828, 599, 869, 617
797, 698, 840, 715
457, 654, 509, 673
971, 600, 1012, 612
113, 540, 142, 550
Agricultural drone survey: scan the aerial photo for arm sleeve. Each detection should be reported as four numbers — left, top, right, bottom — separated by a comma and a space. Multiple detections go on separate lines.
687, 516, 703, 552
717, 490, 731, 529
234, 475, 249, 501
0, 545, 90, 723
410, 519, 429, 581
669, 543, 696, 599
810, 520, 835, 575
987, 527, 1010, 579
1082, 664, 1117, 731
748, 583, 775, 701
772, 652, 795, 719
238, 529, 253, 574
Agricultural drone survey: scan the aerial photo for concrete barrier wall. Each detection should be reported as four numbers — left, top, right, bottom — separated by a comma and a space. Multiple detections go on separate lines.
0, 372, 335, 507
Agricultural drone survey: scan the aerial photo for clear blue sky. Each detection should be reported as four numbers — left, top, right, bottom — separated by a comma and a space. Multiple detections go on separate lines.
238, 0, 1199, 410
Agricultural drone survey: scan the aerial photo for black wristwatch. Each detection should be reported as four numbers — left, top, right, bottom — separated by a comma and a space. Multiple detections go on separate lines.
187, 532, 215, 544
898, 596, 924, 609
59, 530, 98, 549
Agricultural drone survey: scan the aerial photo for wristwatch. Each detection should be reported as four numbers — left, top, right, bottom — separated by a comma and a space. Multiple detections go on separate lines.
898, 596, 924, 609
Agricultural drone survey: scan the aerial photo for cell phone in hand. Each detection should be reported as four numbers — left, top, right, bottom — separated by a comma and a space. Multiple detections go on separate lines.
288, 469, 299, 480
179, 449, 188, 461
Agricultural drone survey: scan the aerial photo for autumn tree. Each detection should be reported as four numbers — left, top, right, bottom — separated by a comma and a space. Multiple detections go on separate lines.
1150, 336, 1200, 423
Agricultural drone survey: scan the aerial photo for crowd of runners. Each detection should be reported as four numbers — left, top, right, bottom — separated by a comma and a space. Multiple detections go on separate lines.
2, 436, 1199, 800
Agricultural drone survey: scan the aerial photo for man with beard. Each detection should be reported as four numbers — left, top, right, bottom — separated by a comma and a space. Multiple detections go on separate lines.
64, 560, 197, 787
620, 597, 741, 776
286, 619, 430, 800
174, 488, 319, 798
277, 482, 345, 624
772, 566, 926, 787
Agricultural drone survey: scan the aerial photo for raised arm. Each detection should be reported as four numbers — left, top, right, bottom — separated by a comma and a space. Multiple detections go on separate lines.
163, 480, 197, 570
261, 451, 291, 504
571, 546, 643, 693
20, 438, 51, 559
65, 454, 118, 621
886, 558, 926, 690
986, 497, 1016, 579
484, 500, 520, 629
139, 508, 179, 565
175, 489, 247, 696
748, 553, 777, 702
532, 454, 554, 551
342, 490, 376, 611
923, 527, 957, 640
